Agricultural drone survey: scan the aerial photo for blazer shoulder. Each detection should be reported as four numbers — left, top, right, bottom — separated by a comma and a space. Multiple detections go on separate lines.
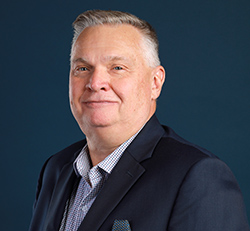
145, 125, 221, 184
37, 140, 86, 194
155, 126, 217, 166
162, 125, 217, 158
47, 139, 86, 166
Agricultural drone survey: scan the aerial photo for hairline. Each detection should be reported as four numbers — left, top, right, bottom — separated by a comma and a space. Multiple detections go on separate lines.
70, 24, 156, 67
70, 10, 161, 68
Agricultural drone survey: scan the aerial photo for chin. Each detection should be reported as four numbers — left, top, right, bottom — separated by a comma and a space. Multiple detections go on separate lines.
84, 115, 116, 128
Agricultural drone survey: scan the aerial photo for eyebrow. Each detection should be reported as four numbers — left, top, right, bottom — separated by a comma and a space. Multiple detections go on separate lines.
71, 57, 88, 64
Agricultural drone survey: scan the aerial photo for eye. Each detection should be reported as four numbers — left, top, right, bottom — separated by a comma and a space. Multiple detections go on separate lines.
78, 67, 88, 71
113, 66, 123, 70
72, 66, 89, 76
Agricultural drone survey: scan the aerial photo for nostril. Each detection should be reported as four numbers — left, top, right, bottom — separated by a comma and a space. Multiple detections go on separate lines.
85, 83, 108, 92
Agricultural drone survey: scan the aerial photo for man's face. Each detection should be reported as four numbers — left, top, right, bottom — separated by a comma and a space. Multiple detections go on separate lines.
69, 24, 164, 135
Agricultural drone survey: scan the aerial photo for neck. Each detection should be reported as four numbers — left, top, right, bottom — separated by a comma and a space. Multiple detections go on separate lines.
85, 124, 140, 166
83, 108, 156, 166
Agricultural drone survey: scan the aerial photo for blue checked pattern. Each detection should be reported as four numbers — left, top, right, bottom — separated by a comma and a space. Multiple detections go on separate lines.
112, 220, 131, 231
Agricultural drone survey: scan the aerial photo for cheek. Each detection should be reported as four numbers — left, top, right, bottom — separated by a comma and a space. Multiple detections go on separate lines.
69, 78, 84, 102
114, 77, 151, 107
136, 77, 152, 100
112, 79, 136, 100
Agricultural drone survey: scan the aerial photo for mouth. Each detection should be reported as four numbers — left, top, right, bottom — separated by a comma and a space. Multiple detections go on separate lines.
82, 100, 118, 108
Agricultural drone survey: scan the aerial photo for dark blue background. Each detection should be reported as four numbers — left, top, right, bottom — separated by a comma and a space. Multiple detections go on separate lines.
1, 0, 249, 230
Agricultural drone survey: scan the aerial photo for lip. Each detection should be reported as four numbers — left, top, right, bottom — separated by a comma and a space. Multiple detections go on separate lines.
82, 100, 118, 108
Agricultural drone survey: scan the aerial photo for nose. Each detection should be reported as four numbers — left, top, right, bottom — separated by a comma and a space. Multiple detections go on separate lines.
85, 68, 110, 92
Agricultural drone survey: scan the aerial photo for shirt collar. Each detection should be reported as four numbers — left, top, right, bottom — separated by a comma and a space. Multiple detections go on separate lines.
74, 129, 142, 178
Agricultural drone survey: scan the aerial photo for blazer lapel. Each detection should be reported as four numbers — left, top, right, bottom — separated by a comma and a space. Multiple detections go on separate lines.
78, 151, 145, 230
43, 161, 79, 231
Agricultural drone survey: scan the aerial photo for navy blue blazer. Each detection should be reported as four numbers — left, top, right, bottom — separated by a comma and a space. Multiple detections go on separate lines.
29, 115, 250, 230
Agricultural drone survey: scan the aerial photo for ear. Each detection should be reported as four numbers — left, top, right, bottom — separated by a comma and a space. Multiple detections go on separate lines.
151, 65, 165, 100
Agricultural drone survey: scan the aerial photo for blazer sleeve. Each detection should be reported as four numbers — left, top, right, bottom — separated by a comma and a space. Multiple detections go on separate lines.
168, 157, 250, 231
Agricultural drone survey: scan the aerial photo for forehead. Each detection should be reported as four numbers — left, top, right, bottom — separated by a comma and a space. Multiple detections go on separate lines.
77, 23, 142, 44
71, 24, 144, 60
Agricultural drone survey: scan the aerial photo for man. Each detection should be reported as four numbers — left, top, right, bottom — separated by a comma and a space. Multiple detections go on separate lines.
29, 10, 249, 231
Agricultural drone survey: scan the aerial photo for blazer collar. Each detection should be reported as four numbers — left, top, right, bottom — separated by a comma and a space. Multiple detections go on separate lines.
126, 114, 165, 162
78, 114, 165, 230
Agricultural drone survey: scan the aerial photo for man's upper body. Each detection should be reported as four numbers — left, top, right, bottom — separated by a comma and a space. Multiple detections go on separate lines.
29, 10, 250, 230
29, 115, 249, 230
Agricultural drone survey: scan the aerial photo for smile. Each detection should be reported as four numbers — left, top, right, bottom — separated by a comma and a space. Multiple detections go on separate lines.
82, 101, 118, 108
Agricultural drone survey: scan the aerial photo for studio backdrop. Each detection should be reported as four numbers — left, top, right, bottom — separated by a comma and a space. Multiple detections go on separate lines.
1, 0, 249, 230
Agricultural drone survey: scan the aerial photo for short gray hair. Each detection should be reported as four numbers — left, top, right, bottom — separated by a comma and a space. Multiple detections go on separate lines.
71, 10, 160, 67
